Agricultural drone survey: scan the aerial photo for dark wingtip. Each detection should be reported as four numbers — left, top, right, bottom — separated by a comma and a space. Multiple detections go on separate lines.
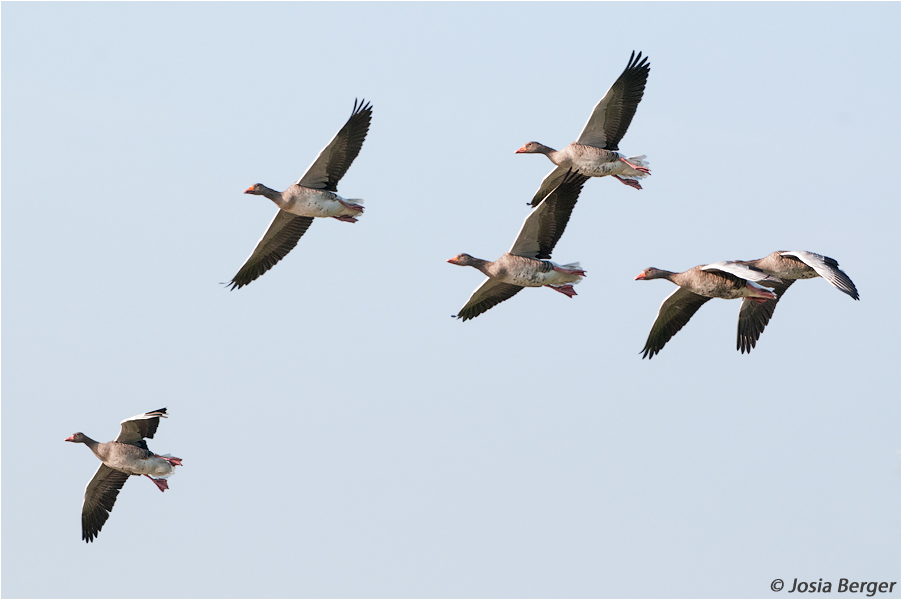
626, 49, 650, 71
738, 335, 757, 354
353, 97, 373, 115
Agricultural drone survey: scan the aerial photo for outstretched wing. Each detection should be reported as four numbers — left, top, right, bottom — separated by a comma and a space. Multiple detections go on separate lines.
780, 251, 859, 300
454, 278, 524, 322
577, 51, 651, 150
701, 261, 783, 285
736, 280, 795, 354
641, 287, 711, 359
511, 169, 590, 259
528, 165, 569, 208
296, 99, 373, 191
117, 408, 168, 443
81, 464, 130, 543
228, 211, 315, 290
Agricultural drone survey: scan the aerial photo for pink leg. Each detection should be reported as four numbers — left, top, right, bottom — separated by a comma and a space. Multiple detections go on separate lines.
155, 454, 182, 466
332, 215, 359, 223
619, 157, 651, 174
552, 266, 586, 276
613, 175, 643, 190
547, 284, 577, 298
747, 282, 776, 301
336, 199, 364, 213
145, 474, 169, 492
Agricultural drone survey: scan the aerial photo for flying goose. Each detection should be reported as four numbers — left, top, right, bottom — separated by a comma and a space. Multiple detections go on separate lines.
449, 169, 590, 321
516, 51, 651, 207
65, 408, 182, 542
735, 251, 859, 353
228, 99, 372, 290
635, 262, 781, 358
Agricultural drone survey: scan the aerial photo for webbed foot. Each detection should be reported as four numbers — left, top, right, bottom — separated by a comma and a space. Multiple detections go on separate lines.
619, 157, 651, 174
613, 175, 643, 190
336, 199, 364, 213
145, 475, 169, 492
548, 284, 578, 298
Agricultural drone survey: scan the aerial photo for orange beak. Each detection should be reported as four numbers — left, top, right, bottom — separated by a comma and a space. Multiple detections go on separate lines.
243, 186, 255, 194
634, 271, 647, 280
447, 257, 459, 264
64, 435, 75, 442
514, 145, 528, 153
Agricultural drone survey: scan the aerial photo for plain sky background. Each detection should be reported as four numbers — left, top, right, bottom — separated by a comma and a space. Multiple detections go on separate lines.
2, 2, 899, 598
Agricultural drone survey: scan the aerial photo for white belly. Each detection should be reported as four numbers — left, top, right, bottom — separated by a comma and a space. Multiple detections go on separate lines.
561, 145, 648, 178
106, 455, 174, 478
575, 159, 624, 177
283, 188, 361, 218
503, 262, 583, 288
569, 154, 637, 178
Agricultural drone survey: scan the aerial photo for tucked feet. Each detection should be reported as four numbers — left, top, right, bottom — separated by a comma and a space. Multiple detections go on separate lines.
553, 266, 587, 276
332, 215, 359, 223
336, 199, 364, 213
614, 175, 643, 190
145, 475, 169, 492
619, 157, 651, 174
548, 284, 578, 298
157, 455, 183, 467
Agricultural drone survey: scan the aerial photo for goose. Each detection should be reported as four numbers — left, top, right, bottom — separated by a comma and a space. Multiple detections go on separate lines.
448, 169, 590, 321
228, 99, 372, 290
735, 251, 859, 353
65, 408, 182, 542
635, 262, 782, 358
516, 51, 651, 207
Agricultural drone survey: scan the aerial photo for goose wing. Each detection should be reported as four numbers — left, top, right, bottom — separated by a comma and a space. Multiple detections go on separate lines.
780, 251, 859, 299
512, 169, 589, 258
296, 99, 373, 191
701, 261, 783, 285
576, 51, 650, 150
641, 287, 712, 359
736, 280, 795, 354
454, 278, 524, 322
81, 464, 130, 543
228, 211, 315, 290
117, 408, 168, 444
528, 165, 569, 208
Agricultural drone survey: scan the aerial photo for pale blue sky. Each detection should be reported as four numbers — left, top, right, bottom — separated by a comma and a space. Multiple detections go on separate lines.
2, 2, 900, 598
